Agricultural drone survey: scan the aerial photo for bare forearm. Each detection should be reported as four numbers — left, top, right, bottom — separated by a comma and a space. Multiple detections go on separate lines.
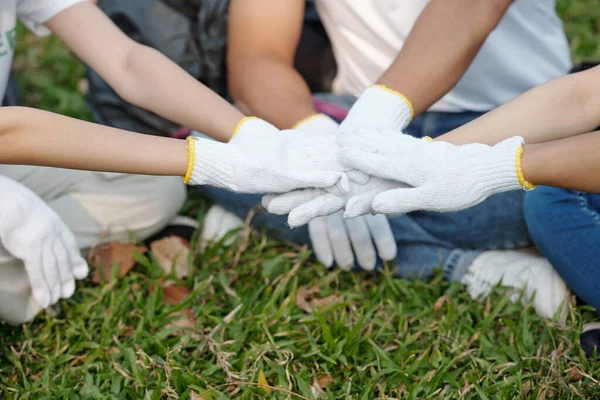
228, 57, 316, 129
0, 107, 187, 176
440, 67, 600, 145
378, 0, 512, 116
523, 130, 600, 193
47, 2, 243, 143
119, 45, 244, 141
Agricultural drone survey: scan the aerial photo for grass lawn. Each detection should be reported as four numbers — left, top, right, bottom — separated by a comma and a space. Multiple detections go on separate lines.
2, 2, 600, 398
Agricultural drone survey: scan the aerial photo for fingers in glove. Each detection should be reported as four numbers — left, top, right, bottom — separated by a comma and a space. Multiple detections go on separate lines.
344, 216, 377, 270
327, 211, 355, 270
288, 194, 346, 228
365, 214, 397, 261
344, 191, 379, 219
44, 241, 61, 305
60, 229, 88, 280
372, 186, 434, 215
24, 250, 52, 308
265, 189, 323, 215
308, 217, 334, 267
338, 147, 411, 183
346, 170, 370, 185
54, 234, 76, 299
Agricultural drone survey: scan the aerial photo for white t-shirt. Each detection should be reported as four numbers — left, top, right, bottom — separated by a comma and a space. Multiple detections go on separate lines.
315, 0, 573, 112
0, 0, 88, 99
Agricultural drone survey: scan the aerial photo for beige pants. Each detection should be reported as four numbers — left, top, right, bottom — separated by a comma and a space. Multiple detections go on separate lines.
0, 165, 186, 324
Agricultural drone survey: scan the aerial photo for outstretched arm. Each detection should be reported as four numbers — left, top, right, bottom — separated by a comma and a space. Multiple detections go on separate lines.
439, 66, 600, 145
45, 2, 244, 142
377, 0, 514, 116
0, 107, 188, 175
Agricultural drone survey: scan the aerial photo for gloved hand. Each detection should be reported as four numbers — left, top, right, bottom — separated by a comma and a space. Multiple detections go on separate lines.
338, 84, 414, 135
308, 211, 397, 270
0, 176, 88, 308
264, 114, 397, 270
338, 128, 532, 214
263, 173, 403, 227
183, 117, 349, 193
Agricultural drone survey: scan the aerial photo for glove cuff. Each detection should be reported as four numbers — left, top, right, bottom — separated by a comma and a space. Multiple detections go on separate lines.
342, 85, 414, 133
187, 137, 235, 188
293, 114, 339, 134
476, 136, 530, 194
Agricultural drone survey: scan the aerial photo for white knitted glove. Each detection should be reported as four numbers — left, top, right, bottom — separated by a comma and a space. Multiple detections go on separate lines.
0, 176, 88, 308
184, 117, 349, 193
262, 114, 397, 270
339, 128, 530, 214
307, 211, 397, 271
263, 175, 403, 227
339, 85, 414, 135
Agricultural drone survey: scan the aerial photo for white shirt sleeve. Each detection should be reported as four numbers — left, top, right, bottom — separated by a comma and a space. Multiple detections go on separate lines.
17, 0, 91, 36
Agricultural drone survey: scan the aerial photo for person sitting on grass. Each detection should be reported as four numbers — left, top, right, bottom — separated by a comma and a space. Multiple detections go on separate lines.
198, 0, 572, 320
0, 0, 347, 325
324, 64, 600, 358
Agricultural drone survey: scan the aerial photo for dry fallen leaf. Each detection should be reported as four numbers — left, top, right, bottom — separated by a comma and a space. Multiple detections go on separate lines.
296, 286, 342, 313
165, 309, 197, 336
566, 366, 585, 382
122, 327, 134, 337
257, 370, 271, 394
150, 236, 190, 278
312, 295, 343, 309
88, 242, 147, 284
434, 296, 449, 312
317, 375, 334, 388
296, 285, 321, 313
161, 284, 192, 305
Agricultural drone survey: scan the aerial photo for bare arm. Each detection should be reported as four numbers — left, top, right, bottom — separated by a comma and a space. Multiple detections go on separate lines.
45, 2, 244, 142
439, 66, 600, 145
227, 0, 315, 128
523, 130, 600, 193
0, 107, 187, 176
377, 0, 514, 116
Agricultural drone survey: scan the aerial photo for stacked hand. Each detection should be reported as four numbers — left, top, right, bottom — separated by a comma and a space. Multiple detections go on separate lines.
0, 176, 88, 309
263, 114, 398, 270
263, 85, 530, 252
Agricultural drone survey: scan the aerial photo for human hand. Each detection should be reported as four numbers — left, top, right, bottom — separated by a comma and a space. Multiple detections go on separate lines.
0, 176, 88, 308
184, 117, 350, 193
338, 128, 530, 214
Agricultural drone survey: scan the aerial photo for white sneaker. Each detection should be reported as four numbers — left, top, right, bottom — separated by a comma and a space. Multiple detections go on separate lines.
461, 249, 570, 319
199, 205, 245, 251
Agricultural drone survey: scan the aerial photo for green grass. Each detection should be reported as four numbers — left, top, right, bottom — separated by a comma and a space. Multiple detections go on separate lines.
2, 2, 600, 398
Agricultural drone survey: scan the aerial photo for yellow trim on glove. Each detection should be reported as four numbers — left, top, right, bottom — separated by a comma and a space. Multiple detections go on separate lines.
515, 145, 536, 191
231, 116, 260, 138
292, 113, 327, 130
182, 136, 196, 184
373, 84, 415, 120
423, 136, 434, 142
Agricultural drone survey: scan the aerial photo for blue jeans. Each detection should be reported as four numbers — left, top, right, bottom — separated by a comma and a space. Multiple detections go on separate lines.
196, 94, 531, 281
525, 187, 600, 311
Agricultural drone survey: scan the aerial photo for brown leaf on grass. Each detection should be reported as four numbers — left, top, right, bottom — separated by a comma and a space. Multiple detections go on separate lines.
434, 296, 449, 311
165, 309, 197, 336
150, 236, 190, 279
88, 242, 147, 284
312, 295, 344, 309
566, 366, 585, 382
317, 375, 334, 388
296, 285, 321, 313
123, 327, 134, 337
162, 284, 192, 305
296, 286, 343, 313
